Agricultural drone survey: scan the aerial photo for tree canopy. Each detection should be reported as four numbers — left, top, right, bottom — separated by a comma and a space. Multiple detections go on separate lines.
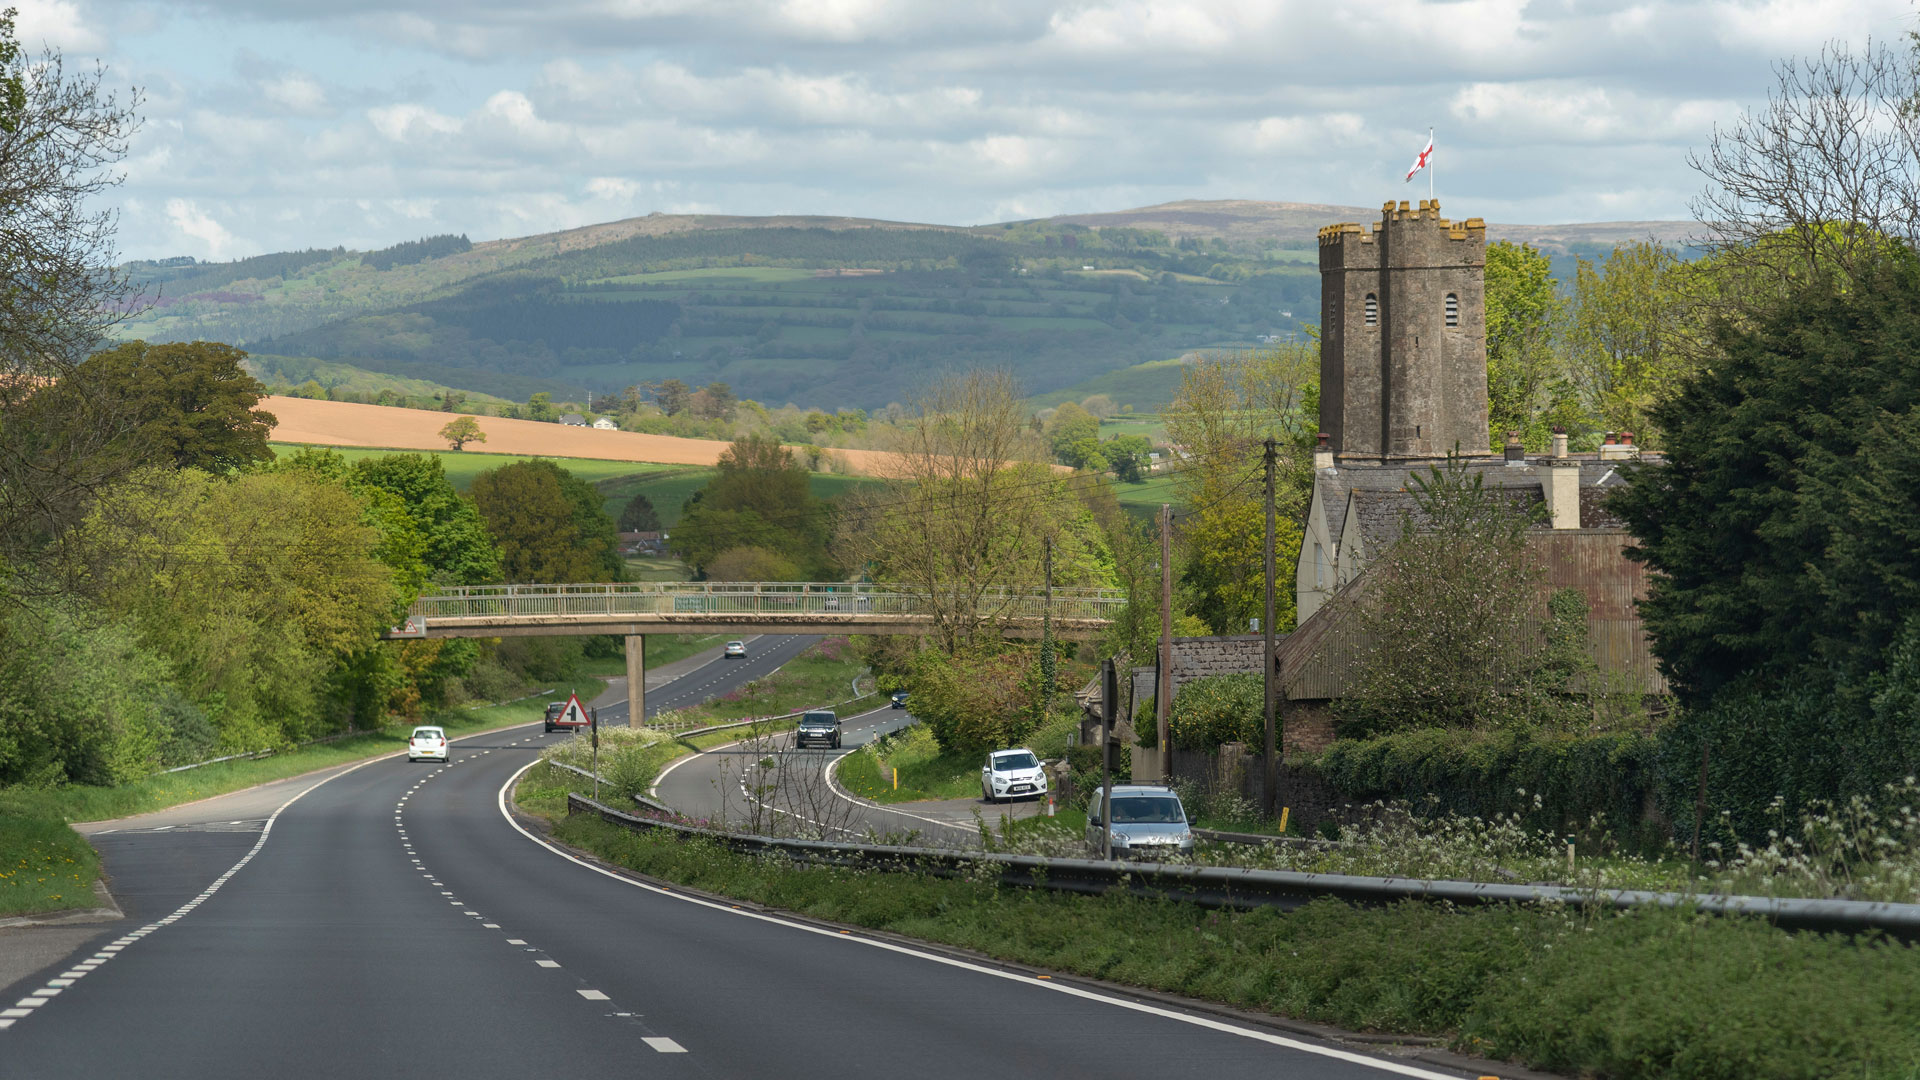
470, 459, 622, 583
675, 434, 832, 578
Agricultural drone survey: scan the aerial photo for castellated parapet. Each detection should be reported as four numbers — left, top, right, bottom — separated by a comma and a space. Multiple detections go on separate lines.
1318, 199, 1489, 460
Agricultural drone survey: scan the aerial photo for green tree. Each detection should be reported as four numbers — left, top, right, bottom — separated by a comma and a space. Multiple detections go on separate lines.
73, 468, 399, 748
1568, 242, 1704, 441
1613, 257, 1920, 709
1046, 400, 1102, 467
1485, 242, 1578, 449
1166, 345, 1314, 634
352, 453, 501, 586
1103, 434, 1153, 482
617, 492, 661, 532
76, 340, 277, 472
440, 414, 485, 450
1335, 457, 1551, 735
525, 392, 557, 423
470, 459, 622, 583
653, 379, 691, 416
674, 434, 830, 577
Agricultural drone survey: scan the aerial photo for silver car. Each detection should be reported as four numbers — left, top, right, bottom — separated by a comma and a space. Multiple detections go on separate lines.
1086, 785, 1194, 859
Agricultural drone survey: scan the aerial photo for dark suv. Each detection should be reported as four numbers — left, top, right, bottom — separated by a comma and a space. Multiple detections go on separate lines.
794, 709, 841, 749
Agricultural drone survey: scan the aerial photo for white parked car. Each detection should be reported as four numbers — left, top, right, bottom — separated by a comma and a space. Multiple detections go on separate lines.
981, 748, 1048, 804
407, 726, 449, 763
724, 641, 747, 658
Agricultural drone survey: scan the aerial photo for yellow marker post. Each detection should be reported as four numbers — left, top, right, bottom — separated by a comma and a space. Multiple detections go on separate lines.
892, 767, 898, 791
1279, 807, 1290, 834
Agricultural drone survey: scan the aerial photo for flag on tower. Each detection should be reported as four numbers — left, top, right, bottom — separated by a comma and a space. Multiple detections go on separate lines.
1404, 131, 1435, 183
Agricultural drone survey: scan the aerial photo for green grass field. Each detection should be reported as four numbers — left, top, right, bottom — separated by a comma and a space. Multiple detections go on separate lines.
271, 445, 879, 527
269, 444, 679, 491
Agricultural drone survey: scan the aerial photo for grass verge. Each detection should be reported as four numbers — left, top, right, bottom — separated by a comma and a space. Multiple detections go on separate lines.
0, 678, 602, 918
521, 799, 1920, 1080
0, 813, 102, 918
837, 715, 1080, 804
519, 719, 797, 817
653, 637, 870, 730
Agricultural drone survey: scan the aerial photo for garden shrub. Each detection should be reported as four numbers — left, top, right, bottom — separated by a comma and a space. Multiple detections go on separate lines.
1308, 727, 1667, 847
1168, 673, 1264, 750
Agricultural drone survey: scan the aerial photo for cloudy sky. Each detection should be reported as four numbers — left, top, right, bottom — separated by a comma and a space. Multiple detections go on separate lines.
17, 0, 1913, 261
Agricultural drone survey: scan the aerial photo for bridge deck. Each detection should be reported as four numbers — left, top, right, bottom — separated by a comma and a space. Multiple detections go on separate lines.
387, 582, 1121, 640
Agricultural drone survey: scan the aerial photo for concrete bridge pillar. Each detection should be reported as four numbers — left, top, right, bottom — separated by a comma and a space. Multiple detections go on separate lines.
625, 634, 646, 729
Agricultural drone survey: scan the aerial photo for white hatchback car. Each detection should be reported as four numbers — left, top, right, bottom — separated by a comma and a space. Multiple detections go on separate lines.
724, 641, 747, 658
407, 726, 449, 763
981, 748, 1048, 804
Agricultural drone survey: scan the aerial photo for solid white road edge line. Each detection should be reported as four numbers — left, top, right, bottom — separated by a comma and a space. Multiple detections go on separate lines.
3, 720, 546, 1035
498, 758, 1460, 1080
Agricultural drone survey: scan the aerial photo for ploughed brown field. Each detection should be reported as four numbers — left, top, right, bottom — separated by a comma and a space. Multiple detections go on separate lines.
261, 396, 908, 475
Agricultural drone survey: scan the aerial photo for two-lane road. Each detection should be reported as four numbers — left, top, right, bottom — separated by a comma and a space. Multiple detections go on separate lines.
1, 666, 1476, 1080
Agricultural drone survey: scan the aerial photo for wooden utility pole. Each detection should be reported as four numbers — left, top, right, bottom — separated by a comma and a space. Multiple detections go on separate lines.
1262, 437, 1280, 819
1041, 535, 1055, 724
1101, 657, 1117, 861
1157, 503, 1173, 783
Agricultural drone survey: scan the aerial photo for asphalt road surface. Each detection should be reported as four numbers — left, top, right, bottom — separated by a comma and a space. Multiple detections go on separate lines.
652, 704, 1053, 844
1, 658, 1478, 1080
592, 633, 818, 726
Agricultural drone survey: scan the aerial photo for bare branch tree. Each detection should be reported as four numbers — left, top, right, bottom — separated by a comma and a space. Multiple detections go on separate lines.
0, 24, 142, 581
1690, 38, 1920, 292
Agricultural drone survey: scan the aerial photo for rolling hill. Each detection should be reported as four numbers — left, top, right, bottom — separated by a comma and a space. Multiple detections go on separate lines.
122, 201, 1695, 412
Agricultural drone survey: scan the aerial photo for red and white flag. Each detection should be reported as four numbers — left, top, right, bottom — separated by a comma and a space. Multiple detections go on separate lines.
1404, 132, 1434, 183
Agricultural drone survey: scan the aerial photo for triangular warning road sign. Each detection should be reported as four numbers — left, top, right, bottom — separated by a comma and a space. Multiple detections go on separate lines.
555, 692, 590, 727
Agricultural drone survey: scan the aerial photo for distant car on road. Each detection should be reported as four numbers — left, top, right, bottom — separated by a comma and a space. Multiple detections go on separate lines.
543, 701, 589, 734
724, 640, 747, 658
407, 726, 448, 763
1086, 784, 1194, 859
889, 690, 910, 709
980, 748, 1047, 803
794, 709, 842, 749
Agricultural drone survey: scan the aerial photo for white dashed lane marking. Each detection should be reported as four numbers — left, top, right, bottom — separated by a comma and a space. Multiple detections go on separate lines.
644, 1038, 688, 1053
535, 960, 560, 968
577, 990, 609, 1001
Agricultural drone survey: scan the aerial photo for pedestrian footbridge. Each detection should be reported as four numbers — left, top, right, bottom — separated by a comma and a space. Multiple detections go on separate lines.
385, 582, 1122, 726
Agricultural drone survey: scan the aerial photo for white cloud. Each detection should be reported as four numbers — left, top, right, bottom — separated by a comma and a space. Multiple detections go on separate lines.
164, 198, 240, 259
367, 103, 462, 142
72, 0, 1920, 258
262, 73, 328, 114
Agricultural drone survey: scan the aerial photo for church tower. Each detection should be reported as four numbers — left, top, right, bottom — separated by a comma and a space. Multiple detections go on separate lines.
1318, 200, 1489, 460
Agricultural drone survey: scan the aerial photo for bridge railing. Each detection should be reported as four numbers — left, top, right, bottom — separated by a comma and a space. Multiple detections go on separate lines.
409, 582, 1126, 622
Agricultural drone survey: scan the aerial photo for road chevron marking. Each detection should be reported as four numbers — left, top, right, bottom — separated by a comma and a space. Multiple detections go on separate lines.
499, 758, 1459, 1080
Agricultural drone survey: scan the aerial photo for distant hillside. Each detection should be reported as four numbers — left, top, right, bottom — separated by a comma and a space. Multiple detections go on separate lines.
122, 201, 1697, 412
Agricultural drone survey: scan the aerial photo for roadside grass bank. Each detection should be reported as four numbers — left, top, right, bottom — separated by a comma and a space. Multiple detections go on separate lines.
519, 717, 799, 815
0, 813, 101, 918
838, 715, 1080, 804
651, 636, 869, 732
0, 678, 602, 918
520, 800, 1920, 1080
574, 633, 728, 679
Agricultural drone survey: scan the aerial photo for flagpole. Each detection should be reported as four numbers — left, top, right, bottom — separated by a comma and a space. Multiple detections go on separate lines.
1429, 127, 1434, 201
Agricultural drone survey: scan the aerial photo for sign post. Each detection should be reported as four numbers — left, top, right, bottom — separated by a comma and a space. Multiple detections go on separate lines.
590, 707, 600, 802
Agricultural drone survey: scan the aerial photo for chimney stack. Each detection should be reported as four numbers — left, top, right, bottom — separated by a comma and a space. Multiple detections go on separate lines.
1313, 432, 1334, 471
1503, 430, 1525, 466
1551, 425, 1568, 460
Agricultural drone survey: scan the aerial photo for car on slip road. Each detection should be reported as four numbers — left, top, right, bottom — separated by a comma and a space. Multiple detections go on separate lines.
724, 640, 747, 658
543, 701, 590, 734
407, 726, 449, 763
980, 747, 1047, 803
794, 709, 842, 749
1086, 784, 1195, 859
889, 690, 910, 709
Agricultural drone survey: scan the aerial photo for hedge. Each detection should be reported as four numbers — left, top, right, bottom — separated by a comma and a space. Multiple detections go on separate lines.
1306, 727, 1668, 847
